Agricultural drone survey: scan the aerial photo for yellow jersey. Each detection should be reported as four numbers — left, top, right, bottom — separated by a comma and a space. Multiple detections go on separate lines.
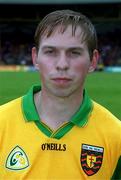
0, 85, 121, 179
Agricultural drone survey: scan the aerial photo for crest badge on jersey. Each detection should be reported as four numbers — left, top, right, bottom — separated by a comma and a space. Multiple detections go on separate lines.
5, 146, 29, 170
81, 144, 104, 176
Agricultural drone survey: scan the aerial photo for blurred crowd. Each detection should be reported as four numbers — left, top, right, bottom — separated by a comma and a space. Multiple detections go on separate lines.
98, 29, 121, 67
0, 41, 33, 65
0, 29, 121, 67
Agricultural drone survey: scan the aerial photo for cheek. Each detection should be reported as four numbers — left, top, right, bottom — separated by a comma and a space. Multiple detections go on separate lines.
38, 60, 54, 76
73, 61, 90, 75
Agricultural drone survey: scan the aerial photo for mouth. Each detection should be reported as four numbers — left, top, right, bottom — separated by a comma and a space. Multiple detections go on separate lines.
51, 77, 72, 85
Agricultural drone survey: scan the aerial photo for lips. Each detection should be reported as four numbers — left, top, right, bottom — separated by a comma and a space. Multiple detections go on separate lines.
51, 77, 72, 85
52, 77, 72, 81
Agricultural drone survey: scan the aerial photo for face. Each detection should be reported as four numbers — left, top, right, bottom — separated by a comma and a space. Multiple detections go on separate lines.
32, 25, 98, 98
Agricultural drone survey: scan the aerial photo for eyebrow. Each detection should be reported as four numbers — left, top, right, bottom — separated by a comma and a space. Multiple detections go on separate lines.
42, 46, 56, 49
41, 45, 84, 51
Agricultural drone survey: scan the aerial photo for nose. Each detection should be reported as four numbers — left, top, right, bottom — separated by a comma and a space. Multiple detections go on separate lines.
56, 53, 69, 71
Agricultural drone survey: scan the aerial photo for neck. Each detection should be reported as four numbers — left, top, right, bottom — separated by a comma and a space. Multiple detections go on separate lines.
34, 89, 83, 130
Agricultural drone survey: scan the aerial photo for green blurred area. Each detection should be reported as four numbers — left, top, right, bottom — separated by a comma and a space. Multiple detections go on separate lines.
85, 72, 121, 119
0, 71, 121, 119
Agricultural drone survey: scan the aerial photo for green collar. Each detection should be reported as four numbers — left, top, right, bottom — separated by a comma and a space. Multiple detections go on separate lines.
22, 84, 93, 128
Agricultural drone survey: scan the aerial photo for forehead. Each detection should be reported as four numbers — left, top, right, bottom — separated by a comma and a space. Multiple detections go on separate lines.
40, 25, 85, 48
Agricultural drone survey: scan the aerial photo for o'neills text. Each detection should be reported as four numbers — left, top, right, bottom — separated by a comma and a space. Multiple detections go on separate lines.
41, 143, 66, 151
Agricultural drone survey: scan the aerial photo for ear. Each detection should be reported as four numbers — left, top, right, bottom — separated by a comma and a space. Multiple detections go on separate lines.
88, 49, 99, 73
32, 47, 39, 70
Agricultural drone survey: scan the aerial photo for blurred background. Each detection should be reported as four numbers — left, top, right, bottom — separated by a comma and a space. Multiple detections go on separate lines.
0, 0, 121, 69
0, 0, 121, 119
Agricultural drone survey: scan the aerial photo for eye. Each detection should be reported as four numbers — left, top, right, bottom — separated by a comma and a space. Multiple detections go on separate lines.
43, 48, 58, 57
44, 49, 54, 54
71, 51, 81, 55
69, 50, 81, 57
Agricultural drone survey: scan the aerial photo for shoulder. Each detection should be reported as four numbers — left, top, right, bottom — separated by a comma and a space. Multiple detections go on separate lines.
0, 97, 22, 111
92, 100, 121, 129
90, 101, 121, 152
0, 97, 22, 124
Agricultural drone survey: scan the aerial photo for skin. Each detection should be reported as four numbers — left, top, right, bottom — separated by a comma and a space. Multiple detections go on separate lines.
32, 25, 99, 130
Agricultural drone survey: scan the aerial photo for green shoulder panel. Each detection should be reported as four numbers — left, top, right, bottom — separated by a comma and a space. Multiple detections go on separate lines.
111, 156, 121, 179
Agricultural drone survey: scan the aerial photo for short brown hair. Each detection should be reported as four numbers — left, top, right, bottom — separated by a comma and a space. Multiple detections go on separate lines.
34, 9, 97, 58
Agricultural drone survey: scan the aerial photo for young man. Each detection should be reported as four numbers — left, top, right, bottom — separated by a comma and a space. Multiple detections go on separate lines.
0, 10, 121, 179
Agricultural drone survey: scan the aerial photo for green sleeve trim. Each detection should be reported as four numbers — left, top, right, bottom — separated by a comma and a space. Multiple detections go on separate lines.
111, 156, 121, 179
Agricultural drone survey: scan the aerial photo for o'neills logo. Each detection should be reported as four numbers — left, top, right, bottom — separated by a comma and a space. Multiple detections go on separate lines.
81, 144, 104, 176
41, 143, 66, 151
